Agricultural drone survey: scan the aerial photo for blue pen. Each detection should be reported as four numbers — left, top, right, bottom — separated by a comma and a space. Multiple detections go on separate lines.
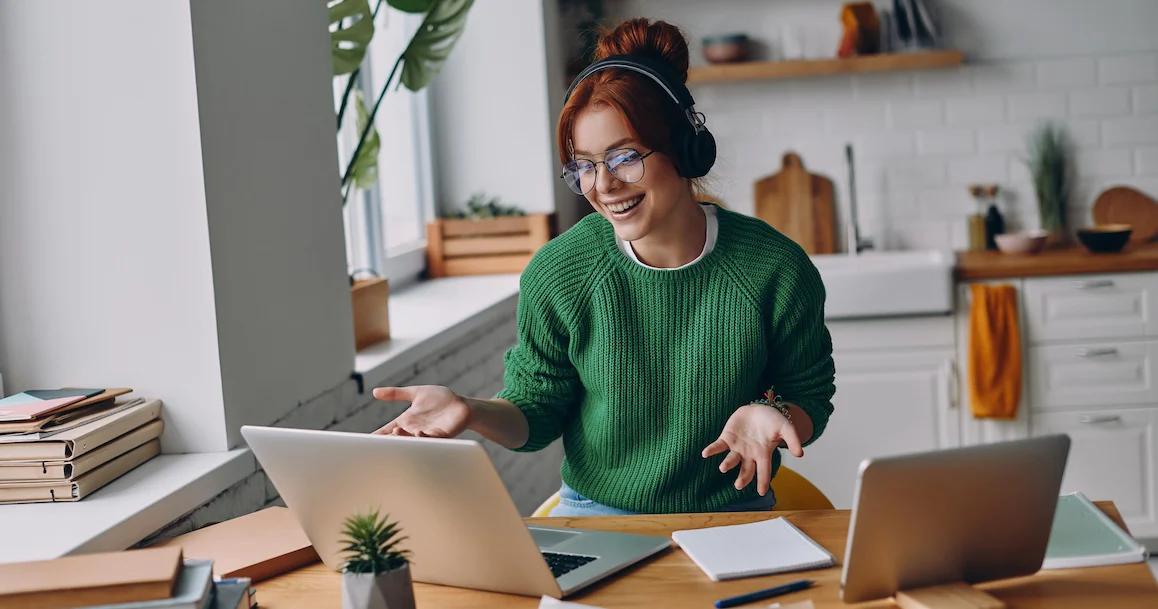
714, 578, 814, 609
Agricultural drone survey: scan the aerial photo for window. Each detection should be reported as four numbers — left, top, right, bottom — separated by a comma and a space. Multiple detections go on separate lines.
338, 7, 435, 289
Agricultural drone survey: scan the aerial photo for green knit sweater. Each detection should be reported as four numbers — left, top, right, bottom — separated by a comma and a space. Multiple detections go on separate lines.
495, 205, 835, 513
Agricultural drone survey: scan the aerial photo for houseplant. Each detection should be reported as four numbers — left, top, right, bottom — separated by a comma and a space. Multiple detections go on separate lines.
1024, 121, 1073, 246
339, 507, 415, 609
329, 0, 474, 349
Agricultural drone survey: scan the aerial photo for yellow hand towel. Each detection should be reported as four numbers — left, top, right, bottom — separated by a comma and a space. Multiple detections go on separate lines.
968, 283, 1022, 419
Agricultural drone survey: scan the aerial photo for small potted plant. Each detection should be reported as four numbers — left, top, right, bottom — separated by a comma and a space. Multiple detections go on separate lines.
339, 507, 415, 609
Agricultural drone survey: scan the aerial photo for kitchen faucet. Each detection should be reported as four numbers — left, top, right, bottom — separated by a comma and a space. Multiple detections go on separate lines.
845, 143, 874, 255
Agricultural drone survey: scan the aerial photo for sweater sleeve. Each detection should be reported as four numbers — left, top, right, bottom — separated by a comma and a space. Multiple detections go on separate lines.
763, 254, 836, 447
494, 269, 582, 453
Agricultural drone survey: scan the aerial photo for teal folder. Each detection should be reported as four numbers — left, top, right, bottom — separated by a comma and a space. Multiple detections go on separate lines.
1042, 492, 1148, 569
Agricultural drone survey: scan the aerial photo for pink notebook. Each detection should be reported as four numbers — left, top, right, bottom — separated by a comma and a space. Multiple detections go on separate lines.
0, 394, 88, 422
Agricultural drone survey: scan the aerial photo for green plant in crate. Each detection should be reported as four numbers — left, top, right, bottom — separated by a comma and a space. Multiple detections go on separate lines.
339, 507, 411, 574
446, 192, 527, 219
330, 0, 475, 203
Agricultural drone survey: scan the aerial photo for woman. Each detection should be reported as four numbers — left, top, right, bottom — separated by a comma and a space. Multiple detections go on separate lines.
373, 18, 835, 516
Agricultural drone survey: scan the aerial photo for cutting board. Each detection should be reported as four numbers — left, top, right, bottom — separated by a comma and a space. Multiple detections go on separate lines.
754, 152, 836, 254
1092, 186, 1158, 243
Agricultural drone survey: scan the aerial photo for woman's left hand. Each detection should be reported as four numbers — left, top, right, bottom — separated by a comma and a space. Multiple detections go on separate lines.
701, 405, 804, 497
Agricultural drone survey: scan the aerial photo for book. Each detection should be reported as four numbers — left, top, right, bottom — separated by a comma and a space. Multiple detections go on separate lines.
0, 419, 163, 481
671, 517, 835, 581
0, 389, 134, 436
1041, 491, 1149, 569
85, 560, 216, 609
0, 393, 88, 422
0, 439, 160, 504
152, 506, 319, 583
0, 398, 161, 461
0, 545, 182, 608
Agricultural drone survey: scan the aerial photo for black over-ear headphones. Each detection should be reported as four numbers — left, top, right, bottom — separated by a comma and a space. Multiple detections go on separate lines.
564, 54, 717, 179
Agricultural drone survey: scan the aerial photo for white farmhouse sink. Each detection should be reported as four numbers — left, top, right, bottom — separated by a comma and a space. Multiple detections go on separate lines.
810, 250, 954, 319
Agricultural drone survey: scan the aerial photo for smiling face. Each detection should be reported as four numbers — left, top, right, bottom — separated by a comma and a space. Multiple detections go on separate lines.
570, 104, 691, 243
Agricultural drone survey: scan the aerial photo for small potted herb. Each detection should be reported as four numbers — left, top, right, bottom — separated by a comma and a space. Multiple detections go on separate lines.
339, 508, 415, 609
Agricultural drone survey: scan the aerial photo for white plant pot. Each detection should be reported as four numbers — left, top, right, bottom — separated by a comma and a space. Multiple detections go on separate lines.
341, 564, 416, 609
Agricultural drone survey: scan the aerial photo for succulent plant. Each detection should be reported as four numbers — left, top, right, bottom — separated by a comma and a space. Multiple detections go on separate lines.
339, 507, 411, 575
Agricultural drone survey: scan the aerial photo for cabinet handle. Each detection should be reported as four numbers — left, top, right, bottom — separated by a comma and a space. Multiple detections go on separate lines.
1076, 347, 1119, 358
946, 360, 959, 410
1080, 415, 1122, 424
1072, 279, 1114, 290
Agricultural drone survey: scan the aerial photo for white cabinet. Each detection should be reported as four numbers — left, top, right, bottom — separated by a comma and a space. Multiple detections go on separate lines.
1023, 273, 1158, 342
1032, 408, 1158, 536
789, 317, 959, 509
1030, 340, 1158, 410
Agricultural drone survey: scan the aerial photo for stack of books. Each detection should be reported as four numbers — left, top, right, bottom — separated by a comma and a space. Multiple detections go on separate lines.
0, 546, 257, 609
0, 388, 163, 504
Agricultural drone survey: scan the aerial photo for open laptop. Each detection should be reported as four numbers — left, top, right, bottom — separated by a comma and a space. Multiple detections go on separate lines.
840, 434, 1071, 602
240, 425, 671, 598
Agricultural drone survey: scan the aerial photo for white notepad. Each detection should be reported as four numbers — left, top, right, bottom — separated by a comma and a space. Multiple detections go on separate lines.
671, 517, 835, 581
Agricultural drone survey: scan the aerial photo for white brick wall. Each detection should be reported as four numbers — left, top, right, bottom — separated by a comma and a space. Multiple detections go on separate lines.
691, 50, 1158, 247
138, 300, 565, 546
604, 1, 1158, 248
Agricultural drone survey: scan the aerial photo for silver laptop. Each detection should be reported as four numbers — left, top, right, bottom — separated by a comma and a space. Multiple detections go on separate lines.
240, 425, 671, 598
840, 434, 1071, 602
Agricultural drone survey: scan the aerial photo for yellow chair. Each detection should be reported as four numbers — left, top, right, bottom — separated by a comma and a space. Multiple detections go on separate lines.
530, 466, 833, 517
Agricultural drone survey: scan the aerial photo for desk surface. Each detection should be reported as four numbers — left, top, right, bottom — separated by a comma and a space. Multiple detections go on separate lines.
257, 503, 1158, 608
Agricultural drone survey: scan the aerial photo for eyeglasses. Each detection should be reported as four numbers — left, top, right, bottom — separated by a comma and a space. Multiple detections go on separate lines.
561, 148, 655, 195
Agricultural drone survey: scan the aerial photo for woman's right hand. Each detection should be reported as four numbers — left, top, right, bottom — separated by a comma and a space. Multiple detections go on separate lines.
371, 385, 472, 438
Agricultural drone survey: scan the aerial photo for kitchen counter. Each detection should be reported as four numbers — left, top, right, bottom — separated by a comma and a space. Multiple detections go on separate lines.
955, 243, 1158, 280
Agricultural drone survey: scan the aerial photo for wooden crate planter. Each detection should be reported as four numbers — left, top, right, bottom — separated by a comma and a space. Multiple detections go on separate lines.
425, 214, 551, 278
351, 277, 390, 351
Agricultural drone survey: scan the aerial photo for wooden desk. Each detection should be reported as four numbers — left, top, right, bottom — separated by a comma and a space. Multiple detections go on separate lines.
258, 503, 1158, 608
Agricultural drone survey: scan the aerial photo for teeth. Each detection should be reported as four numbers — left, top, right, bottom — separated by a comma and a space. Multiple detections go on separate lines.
607, 196, 643, 214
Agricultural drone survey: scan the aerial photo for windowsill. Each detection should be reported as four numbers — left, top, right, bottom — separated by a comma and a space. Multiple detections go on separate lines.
0, 275, 520, 565
0, 449, 254, 564
354, 273, 521, 390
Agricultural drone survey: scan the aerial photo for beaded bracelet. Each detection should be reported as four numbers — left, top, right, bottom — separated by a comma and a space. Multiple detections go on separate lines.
750, 387, 792, 421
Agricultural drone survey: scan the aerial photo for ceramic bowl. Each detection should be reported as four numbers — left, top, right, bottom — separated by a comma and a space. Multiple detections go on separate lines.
702, 34, 750, 64
994, 230, 1049, 255
1077, 224, 1132, 253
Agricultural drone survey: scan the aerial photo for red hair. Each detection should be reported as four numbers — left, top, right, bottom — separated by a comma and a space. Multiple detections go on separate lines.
556, 19, 692, 167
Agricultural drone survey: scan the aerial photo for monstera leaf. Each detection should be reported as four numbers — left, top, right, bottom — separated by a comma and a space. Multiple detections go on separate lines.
388, 0, 431, 12
329, 0, 375, 76
349, 89, 381, 191
399, 0, 473, 91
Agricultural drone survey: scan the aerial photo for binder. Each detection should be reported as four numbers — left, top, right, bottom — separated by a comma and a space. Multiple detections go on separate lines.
0, 399, 161, 461
0, 419, 163, 481
0, 439, 160, 504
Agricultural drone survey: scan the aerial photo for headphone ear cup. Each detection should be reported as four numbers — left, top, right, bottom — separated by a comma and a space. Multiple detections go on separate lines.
676, 126, 716, 179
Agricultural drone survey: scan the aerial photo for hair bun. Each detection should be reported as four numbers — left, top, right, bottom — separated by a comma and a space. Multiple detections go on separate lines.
594, 18, 690, 84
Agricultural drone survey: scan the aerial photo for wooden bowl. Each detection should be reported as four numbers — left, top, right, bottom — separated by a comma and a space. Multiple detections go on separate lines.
1077, 224, 1133, 253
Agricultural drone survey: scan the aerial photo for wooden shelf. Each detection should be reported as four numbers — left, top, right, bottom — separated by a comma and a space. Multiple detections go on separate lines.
686, 49, 964, 84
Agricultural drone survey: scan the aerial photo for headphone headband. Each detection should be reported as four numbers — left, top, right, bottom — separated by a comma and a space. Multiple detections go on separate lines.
564, 54, 696, 111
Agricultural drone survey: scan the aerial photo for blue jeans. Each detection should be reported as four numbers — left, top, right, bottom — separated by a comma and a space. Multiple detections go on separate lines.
549, 480, 777, 517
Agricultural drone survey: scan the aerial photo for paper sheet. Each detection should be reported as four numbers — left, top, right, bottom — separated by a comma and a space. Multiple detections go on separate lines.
538, 596, 607, 609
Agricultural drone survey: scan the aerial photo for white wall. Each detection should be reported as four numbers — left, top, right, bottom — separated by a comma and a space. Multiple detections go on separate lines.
187, 0, 355, 449
0, 1, 228, 452
608, 0, 1158, 250
430, 0, 567, 220
0, 1, 356, 452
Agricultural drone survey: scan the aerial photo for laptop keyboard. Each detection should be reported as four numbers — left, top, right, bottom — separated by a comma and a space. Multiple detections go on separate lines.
542, 551, 597, 578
